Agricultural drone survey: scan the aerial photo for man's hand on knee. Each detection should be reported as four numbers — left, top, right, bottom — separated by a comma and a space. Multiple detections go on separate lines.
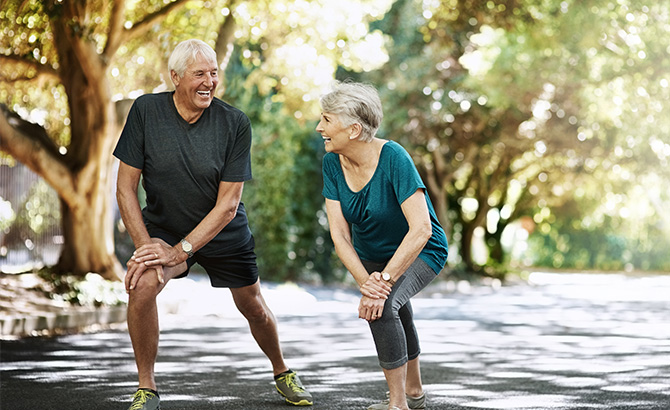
125, 259, 164, 292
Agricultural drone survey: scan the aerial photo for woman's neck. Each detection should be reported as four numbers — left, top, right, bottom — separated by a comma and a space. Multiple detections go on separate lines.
341, 138, 383, 167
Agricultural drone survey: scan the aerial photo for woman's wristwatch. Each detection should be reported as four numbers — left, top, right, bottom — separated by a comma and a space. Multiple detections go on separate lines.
381, 271, 396, 286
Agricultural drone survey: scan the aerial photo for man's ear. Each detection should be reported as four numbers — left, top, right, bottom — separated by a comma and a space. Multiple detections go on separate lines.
349, 122, 362, 140
170, 70, 180, 87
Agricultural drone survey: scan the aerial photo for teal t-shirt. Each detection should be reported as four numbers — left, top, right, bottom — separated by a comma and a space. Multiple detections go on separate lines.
322, 141, 448, 274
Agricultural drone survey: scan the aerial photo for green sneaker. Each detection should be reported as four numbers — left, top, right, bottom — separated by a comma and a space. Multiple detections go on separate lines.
128, 388, 160, 410
274, 370, 313, 406
367, 391, 426, 410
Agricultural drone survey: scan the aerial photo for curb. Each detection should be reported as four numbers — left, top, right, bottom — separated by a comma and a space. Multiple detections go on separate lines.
0, 306, 127, 338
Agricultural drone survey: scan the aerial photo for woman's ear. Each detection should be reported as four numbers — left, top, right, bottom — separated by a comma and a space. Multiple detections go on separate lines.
349, 123, 362, 140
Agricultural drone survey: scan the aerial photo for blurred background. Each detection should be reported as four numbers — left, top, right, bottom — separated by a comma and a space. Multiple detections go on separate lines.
1, 0, 669, 289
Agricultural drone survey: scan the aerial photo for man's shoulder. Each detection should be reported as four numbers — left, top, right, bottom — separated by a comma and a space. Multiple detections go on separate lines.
136, 91, 170, 102
210, 97, 248, 119
132, 92, 171, 111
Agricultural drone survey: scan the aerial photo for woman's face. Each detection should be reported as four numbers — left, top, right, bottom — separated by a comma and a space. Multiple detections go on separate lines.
316, 112, 354, 153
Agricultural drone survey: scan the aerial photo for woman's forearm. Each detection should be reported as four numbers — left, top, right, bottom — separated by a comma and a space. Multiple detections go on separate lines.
382, 224, 431, 282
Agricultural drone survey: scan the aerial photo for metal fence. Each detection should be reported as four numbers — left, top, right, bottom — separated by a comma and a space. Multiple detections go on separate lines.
0, 162, 62, 273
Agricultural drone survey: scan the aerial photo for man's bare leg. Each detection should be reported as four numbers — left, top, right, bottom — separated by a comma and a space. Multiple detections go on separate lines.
127, 270, 164, 390
127, 239, 187, 390
230, 279, 288, 376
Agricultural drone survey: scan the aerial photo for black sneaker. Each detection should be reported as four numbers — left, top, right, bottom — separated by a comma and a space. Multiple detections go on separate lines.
275, 370, 313, 406
128, 388, 160, 410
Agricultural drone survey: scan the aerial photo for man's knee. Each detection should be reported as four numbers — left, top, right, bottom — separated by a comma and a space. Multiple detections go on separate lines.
235, 295, 270, 322
128, 271, 162, 303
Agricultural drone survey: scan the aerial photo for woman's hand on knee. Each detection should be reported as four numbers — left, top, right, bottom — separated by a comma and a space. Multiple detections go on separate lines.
358, 296, 386, 322
360, 272, 391, 300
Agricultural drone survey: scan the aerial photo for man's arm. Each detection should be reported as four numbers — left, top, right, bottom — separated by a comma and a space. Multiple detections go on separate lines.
136, 180, 244, 267
116, 161, 165, 289
116, 162, 152, 248
182, 180, 244, 253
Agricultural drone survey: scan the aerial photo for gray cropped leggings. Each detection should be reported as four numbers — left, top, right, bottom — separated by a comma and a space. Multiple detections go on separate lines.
361, 258, 437, 370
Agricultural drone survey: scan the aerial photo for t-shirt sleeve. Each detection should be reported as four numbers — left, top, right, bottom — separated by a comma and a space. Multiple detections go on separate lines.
221, 111, 253, 182
321, 153, 340, 200
388, 143, 425, 205
113, 99, 146, 169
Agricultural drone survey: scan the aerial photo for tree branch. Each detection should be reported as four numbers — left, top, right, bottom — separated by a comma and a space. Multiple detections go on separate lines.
103, 0, 128, 59
106, 0, 191, 58
0, 104, 75, 203
215, 0, 237, 70
0, 55, 59, 81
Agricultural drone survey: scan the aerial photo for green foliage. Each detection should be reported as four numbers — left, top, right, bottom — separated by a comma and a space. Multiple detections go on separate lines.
357, 0, 670, 275
7, 179, 60, 238
528, 216, 670, 272
223, 50, 336, 283
3, 0, 670, 284
37, 269, 126, 307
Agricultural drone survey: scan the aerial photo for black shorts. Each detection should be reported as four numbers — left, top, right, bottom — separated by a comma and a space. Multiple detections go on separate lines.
146, 225, 259, 288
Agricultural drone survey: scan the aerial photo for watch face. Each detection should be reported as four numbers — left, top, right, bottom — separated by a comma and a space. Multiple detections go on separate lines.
182, 240, 192, 252
382, 272, 391, 281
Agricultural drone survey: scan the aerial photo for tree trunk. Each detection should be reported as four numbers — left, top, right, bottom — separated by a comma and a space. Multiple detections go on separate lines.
486, 228, 504, 264
56, 109, 123, 280
460, 222, 476, 271
0, 104, 123, 280
0, 0, 199, 281
58, 194, 123, 279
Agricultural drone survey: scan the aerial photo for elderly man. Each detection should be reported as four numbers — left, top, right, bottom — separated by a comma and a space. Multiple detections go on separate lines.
114, 39, 313, 410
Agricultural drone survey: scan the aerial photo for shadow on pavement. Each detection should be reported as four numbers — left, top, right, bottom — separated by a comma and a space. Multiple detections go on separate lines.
2, 272, 670, 409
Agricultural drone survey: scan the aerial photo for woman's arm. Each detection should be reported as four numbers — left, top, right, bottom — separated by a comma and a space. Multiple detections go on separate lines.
381, 189, 433, 284
325, 198, 391, 299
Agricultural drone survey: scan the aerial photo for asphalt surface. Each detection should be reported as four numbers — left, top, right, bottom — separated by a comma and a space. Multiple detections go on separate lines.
2, 271, 670, 410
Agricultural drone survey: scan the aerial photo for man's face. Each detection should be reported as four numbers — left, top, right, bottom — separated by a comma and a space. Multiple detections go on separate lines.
172, 53, 219, 111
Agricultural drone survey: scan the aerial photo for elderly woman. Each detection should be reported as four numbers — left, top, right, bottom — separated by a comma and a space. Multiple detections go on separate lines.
317, 81, 448, 410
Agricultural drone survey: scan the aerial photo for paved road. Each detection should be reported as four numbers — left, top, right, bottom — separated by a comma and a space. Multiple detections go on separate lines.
2, 271, 670, 409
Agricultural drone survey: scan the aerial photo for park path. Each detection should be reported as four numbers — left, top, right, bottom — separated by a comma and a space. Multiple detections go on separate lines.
2, 271, 670, 409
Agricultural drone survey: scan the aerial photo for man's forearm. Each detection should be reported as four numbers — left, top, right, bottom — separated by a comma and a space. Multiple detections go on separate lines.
117, 190, 152, 249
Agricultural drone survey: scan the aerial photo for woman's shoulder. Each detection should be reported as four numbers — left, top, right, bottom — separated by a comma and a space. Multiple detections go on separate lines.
323, 152, 340, 167
380, 140, 412, 162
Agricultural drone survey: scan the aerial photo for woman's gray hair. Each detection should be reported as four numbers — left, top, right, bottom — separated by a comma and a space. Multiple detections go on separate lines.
168, 39, 217, 78
320, 81, 383, 142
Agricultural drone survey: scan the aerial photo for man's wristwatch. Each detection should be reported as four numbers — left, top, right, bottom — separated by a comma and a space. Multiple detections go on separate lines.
180, 239, 194, 258
381, 271, 396, 286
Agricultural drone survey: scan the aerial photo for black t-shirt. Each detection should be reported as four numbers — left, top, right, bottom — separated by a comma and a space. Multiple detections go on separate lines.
113, 92, 253, 256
